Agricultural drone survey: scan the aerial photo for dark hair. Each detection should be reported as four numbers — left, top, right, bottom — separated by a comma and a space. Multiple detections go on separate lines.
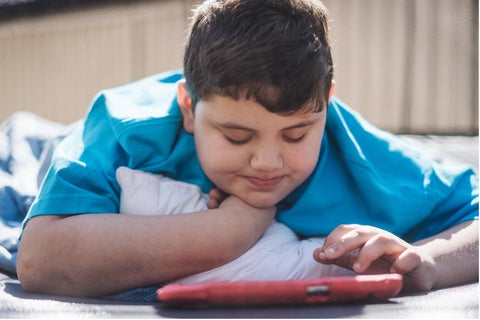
183, 0, 333, 114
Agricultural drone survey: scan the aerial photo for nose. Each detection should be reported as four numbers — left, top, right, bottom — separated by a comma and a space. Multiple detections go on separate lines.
249, 143, 283, 171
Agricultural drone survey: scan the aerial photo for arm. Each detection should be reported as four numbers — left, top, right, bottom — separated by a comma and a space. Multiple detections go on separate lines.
17, 196, 275, 297
175, 223, 354, 284
412, 220, 478, 290
313, 220, 478, 291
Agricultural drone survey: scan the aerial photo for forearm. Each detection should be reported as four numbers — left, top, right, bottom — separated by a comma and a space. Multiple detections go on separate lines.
414, 220, 478, 290
17, 204, 275, 297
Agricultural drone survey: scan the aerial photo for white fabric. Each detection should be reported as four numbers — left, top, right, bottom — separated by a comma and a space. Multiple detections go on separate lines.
116, 166, 354, 284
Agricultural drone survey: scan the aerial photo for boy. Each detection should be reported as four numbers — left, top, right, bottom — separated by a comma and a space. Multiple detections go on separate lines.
17, 0, 478, 297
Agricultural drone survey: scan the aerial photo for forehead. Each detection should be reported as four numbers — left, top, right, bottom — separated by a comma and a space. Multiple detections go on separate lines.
195, 94, 324, 128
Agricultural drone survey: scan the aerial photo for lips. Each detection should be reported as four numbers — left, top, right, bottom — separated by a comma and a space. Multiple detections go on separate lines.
246, 176, 283, 190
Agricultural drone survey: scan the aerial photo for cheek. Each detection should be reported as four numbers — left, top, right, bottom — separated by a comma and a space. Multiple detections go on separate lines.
195, 135, 245, 175
286, 149, 318, 176
286, 136, 323, 176
204, 152, 241, 173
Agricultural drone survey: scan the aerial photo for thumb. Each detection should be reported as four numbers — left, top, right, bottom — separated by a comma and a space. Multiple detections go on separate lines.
389, 249, 421, 275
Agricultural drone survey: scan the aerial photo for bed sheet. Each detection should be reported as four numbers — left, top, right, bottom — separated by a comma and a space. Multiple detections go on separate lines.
0, 270, 478, 318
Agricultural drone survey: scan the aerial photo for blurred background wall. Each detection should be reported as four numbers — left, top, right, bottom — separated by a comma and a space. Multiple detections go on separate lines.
0, 0, 478, 134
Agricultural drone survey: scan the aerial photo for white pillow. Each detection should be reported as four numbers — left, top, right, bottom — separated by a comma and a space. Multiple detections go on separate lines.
115, 166, 354, 283
116, 166, 209, 215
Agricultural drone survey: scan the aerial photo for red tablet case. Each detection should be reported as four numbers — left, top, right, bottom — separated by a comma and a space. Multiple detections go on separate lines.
157, 274, 403, 307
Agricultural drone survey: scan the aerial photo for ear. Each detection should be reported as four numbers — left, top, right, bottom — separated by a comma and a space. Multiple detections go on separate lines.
328, 80, 335, 103
177, 80, 195, 134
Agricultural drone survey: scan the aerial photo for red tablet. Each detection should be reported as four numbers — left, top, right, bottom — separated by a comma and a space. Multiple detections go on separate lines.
157, 274, 403, 307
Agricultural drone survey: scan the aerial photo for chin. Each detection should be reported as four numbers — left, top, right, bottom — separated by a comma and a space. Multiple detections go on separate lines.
243, 195, 281, 209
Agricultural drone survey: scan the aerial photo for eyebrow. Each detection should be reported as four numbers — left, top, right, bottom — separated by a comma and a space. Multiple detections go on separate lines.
282, 118, 321, 130
215, 118, 321, 132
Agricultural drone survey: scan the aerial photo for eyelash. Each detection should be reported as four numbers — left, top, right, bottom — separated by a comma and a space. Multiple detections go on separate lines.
283, 134, 306, 143
224, 136, 251, 145
224, 134, 306, 145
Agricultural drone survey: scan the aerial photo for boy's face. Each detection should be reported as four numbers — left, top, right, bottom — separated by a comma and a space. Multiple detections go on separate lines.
179, 86, 326, 208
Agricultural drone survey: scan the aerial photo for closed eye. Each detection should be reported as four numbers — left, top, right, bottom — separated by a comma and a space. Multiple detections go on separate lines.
282, 126, 309, 144
283, 134, 306, 143
221, 127, 253, 145
224, 134, 252, 145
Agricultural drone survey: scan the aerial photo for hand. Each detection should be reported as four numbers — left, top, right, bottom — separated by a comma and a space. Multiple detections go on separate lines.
313, 224, 436, 291
207, 187, 229, 209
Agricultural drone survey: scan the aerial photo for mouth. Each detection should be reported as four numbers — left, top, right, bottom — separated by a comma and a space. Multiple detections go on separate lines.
246, 176, 284, 190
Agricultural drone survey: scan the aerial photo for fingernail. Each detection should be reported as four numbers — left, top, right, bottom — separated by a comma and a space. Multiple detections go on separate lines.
317, 250, 326, 259
324, 245, 337, 258
326, 247, 336, 255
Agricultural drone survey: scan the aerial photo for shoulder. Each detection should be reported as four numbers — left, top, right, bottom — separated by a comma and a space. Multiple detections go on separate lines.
81, 70, 188, 164
90, 70, 184, 128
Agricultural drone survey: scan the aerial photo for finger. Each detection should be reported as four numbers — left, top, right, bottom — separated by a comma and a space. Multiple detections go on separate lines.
208, 188, 222, 201
321, 226, 380, 260
313, 248, 334, 264
206, 198, 219, 209
353, 234, 407, 273
208, 188, 229, 205
315, 247, 361, 271
390, 248, 423, 275
322, 224, 361, 244
207, 188, 224, 209
317, 224, 362, 255
393, 249, 436, 292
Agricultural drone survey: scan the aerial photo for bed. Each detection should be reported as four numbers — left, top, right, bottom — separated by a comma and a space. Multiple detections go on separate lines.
0, 112, 478, 318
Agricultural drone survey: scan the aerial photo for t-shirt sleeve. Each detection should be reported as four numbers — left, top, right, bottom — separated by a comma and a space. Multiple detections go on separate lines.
402, 163, 478, 241
25, 93, 126, 219
23, 70, 197, 225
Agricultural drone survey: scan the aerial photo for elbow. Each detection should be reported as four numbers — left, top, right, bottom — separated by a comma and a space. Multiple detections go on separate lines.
17, 239, 76, 296
16, 242, 47, 294
16, 255, 39, 294
16, 216, 72, 295
16, 219, 46, 294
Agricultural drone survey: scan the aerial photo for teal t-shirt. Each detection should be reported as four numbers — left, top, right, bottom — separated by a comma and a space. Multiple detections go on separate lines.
25, 70, 478, 242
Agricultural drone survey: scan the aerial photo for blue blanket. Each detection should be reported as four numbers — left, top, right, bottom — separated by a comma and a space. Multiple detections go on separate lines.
0, 112, 161, 301
0, 112, 74, 274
